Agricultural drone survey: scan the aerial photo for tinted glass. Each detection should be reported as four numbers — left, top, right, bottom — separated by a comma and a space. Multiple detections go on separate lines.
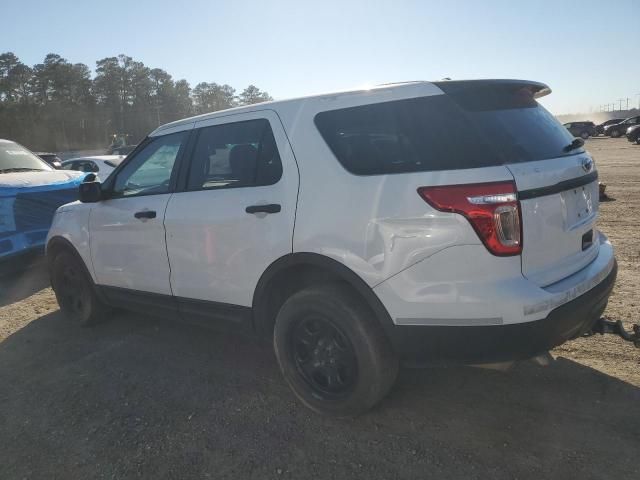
77, 160, 98, 172
114, 131, 187, 197
187, 119, 282, 190
0, 141, 52, 172
314, 91, 579, 175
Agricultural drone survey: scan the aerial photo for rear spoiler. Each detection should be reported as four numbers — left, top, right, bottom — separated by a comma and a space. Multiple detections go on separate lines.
433, 79, 552, 99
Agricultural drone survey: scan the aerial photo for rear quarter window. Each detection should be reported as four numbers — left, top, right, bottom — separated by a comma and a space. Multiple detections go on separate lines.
314, 89, 579, 176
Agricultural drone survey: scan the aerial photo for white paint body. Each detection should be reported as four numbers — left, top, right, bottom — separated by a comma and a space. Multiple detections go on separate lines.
47, 81, 615, 329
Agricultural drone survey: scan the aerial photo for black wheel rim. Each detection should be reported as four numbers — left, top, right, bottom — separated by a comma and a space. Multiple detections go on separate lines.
289, 316, 358, 399
57, 264, 90, 319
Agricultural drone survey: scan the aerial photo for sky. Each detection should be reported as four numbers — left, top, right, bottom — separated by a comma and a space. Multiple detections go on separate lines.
1, 0, 639, 115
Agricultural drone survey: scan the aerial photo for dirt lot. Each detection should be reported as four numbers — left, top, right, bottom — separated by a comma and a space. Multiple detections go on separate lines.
0, 138, 639, 480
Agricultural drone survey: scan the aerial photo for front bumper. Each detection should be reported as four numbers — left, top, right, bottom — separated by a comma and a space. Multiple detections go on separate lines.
387, 260, 617, 364
0, 230, 48, 262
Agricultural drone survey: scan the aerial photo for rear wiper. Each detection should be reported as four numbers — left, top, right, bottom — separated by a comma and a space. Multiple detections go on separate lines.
0, 167, 43, 173
563, 137, 584, 152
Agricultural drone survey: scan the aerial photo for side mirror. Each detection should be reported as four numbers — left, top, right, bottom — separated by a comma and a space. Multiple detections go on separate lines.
79, 179, 102, 203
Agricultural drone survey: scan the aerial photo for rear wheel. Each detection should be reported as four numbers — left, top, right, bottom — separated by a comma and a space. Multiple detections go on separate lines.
51, 251, 109, 326
273, 284, 398, 416
580, 131, 589, 140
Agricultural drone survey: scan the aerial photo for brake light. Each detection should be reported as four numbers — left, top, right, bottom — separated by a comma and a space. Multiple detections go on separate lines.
417, 181, 522, 256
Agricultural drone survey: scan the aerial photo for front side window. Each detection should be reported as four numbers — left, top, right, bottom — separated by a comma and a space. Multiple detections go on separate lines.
187, 119, 282, 190
113, 131, 188, 197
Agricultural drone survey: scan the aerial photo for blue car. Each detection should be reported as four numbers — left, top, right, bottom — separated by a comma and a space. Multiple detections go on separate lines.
1, 139, 85, 262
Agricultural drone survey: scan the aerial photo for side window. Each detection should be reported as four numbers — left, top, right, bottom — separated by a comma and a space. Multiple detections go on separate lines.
113, 131, 188, 197
62, 161, 76, 170
78, 160, 99, 172
187, 119, 282, 190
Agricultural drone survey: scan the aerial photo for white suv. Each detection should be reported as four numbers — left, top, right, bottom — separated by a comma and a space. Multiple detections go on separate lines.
46, 80, 617, 415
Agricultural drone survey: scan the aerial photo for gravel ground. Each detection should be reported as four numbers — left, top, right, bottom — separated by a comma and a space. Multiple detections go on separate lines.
0, 138, 639, 480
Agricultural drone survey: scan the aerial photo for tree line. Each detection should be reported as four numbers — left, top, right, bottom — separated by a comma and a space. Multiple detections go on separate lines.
0, 52, 273, 152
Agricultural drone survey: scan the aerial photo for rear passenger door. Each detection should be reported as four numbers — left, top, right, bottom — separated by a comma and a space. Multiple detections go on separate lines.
164, 111, 299, 319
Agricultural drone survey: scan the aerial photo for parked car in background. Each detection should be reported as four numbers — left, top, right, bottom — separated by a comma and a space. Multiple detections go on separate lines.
47, 80, 616, 415
595, 118, 624, 135
61, 155, 125, 181
1, 139, 84, 263
603, 116, 640, 137
563, 121, 596, 139
35, 152, 63, 169
108, 144, 137, 156
626, 124, 640, 145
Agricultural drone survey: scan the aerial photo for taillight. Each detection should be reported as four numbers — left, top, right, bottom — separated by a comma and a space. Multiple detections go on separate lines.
417, 181, 522, 256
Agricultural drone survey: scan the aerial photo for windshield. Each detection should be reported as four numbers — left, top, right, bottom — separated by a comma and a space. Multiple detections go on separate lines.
0, 141, 52, 173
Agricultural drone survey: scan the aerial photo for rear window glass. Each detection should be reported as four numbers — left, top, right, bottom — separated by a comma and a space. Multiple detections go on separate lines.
314, 88, 580, 175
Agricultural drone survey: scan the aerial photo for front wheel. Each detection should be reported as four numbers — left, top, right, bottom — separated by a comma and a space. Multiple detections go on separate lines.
274, 284, 398, 416
580, 131, 589, 140
51, 251, 109, 326
610, 129, 621, 138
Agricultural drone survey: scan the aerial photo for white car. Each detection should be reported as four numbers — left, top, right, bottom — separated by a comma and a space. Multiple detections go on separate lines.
61, 155, 125, 181
46, 80, 616, 415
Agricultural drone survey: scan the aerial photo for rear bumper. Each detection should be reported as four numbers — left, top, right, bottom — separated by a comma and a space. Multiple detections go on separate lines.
387, 260, 617, 364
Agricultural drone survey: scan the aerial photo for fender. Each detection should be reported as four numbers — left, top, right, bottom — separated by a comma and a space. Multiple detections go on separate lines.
252, 252, 396, 337
46, 236, 103, 299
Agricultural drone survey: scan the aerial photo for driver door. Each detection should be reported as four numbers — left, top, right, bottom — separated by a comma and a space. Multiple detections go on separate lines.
89, 129, 190, 297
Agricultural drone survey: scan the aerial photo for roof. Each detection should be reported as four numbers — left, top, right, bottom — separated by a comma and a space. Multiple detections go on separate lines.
62, 155, 125, 163
150, 81, 436, 136
149, 79, 551, 137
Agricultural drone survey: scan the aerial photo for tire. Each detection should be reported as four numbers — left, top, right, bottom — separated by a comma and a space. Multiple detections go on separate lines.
51, 251, 109, 326
610, 129, 621, 138
273, 284, 398, 416
580, 131, 589, 140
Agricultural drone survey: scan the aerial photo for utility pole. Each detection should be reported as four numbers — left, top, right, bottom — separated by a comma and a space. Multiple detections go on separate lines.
636, 93, 640, 110
618, 98, 625, 111
626, 98, 630, 110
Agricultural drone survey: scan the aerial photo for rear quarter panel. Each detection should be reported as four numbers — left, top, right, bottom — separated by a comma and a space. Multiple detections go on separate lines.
276, 84, 516, 287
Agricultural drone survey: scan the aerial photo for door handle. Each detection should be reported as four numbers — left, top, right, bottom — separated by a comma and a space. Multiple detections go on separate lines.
134, 210, 157, 219
245, 204, 281, 214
